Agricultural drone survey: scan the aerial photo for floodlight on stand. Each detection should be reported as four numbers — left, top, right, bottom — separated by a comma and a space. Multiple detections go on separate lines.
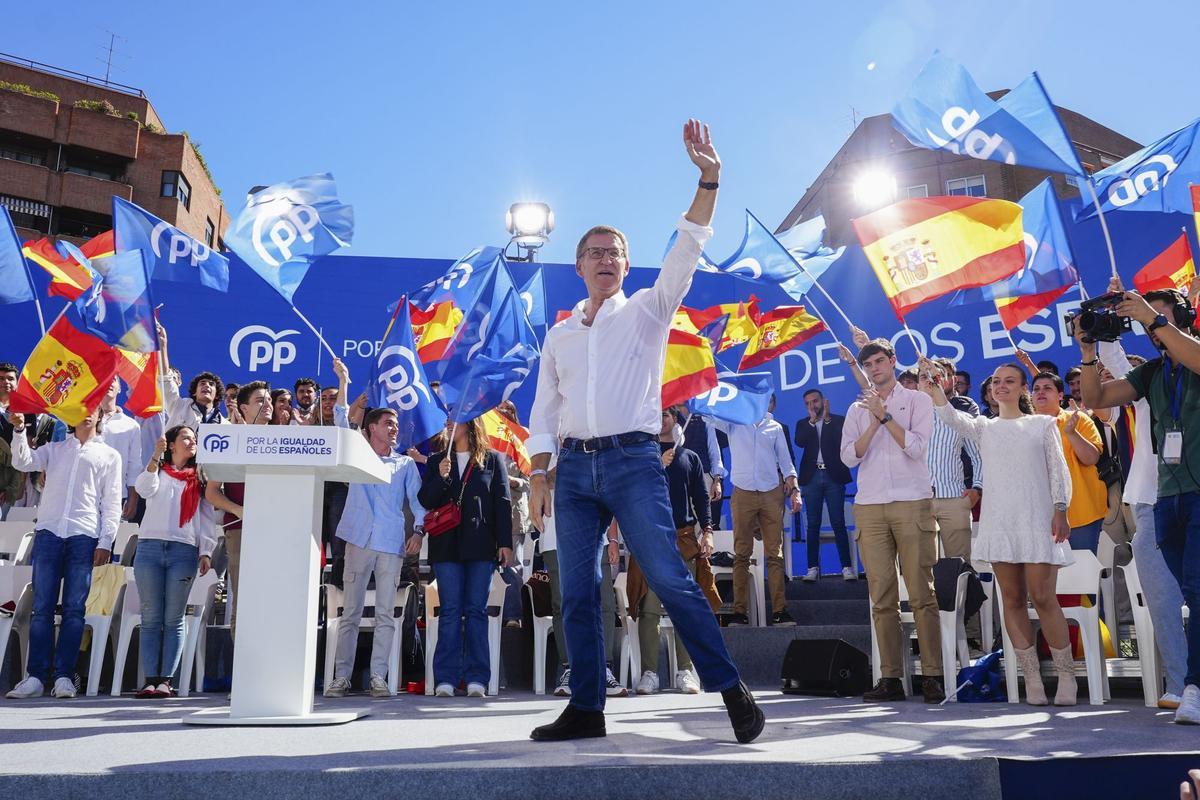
506, 202, 554, 261
852, 171, 897, 210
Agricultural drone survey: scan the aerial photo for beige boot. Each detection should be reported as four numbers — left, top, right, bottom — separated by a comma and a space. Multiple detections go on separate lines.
1015, 646, 1047, 706
1050, 646, 1078, 706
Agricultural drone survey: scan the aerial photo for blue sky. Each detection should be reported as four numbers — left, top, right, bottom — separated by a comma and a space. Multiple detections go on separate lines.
7, 1, 1200, 264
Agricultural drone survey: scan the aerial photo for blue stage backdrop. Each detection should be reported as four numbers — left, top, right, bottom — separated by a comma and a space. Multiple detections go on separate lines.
2, 200, 1191, 442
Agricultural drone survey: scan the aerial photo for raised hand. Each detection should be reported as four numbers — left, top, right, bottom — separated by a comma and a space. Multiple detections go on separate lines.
683, 119, 720, 180
917, 356, 947, 405
333, 357, 349, 384
8, 412, 24, 431
661, 448, 676, 468
1015, 348, 1038, 376
851, 325, 870, 349
1065, 399, 1082, 434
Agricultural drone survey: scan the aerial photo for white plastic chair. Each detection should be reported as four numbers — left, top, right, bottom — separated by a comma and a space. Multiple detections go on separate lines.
424, 572, 506, 696
1097, 533, 1118, 630
81, 571, 127, 696
1120, 555, 1162, 707
709, 530, 766, 626
972, 559, 995, 654
178, 570, 220, 697
996, 550, 1110, 706
0, 521, 34, 562
614, 572, 678, 689
870, 566, 969, 698
4, 507, 37, 523
323, 578, 413, 695
109, 567, 142, 695
0, 563, 32, 682
526, 582, 554, 695
112, 523, 140, 563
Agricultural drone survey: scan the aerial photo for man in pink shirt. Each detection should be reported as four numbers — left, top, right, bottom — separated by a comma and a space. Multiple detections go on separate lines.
839, 338, 943, 703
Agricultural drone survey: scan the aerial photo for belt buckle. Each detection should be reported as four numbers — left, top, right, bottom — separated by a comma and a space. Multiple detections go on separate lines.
583, 438, 599, 454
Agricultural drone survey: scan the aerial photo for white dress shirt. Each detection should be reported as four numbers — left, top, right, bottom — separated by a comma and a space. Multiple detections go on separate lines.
134, 468, 219, 556
527, 215, 712, 456
10, 432, 122, 549
710, 413, 797, 492
99, 407, 143, 493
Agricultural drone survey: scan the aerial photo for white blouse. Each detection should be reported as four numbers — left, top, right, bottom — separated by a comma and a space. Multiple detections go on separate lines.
134, 468, 219, 557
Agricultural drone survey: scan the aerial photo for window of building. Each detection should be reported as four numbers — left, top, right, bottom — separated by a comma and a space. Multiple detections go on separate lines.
161, 170, 191, 210
204, 218, 215, 248
0, 144, 45, 166
946, 175, 986, 197
1099, 153, 1118, 167
905, 184, 928, 199
64, 162, 123, 182
1065, 175, 1079, 187
53, 207, 111, 239
0, 194, 50, 233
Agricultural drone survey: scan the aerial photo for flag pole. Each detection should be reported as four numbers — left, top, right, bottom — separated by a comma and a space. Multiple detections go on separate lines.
1085, 178, 1119, 283
809, 301, 869, 386
30, 295, 46, 338
900, 318, 923, 357
290, 304, 337, 360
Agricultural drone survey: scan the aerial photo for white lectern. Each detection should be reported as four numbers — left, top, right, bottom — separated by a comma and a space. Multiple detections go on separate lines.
183, 424, 389, 726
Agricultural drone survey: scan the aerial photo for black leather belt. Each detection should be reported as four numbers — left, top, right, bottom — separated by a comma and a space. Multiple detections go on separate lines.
563, 431, 654, 453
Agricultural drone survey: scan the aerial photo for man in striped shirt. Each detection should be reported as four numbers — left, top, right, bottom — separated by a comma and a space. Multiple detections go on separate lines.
927, 358, 982, 561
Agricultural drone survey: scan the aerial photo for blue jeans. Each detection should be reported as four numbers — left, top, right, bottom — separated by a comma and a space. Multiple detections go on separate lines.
133, 539, 198, 682
801, 470, 851, 569
432, 560, 494, 687
555, 438, 740, 711
1069, 520, 1103, 553
28, 530, 97, 683
1154, 492, 1200, 687
1133, 503, 1187, 696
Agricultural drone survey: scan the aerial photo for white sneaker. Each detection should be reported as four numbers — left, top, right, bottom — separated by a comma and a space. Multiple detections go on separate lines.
466, 682, 486, 697
605, 667, 627, 697
323, 677, 351, 698
434, 683, 454, 697
1176, 685, 1200, 724
368, 675, 392, 698
842, 567, 858, 581
676, 669, 701, 695
553, 668, 572, 697
5, 676, 44, 699
802, 567, 819, 582
51, 676, 76, 699
636, 670, 660, 695
1159, 692, 1183, 710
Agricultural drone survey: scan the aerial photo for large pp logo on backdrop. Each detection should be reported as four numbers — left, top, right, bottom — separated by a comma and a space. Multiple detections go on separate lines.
229, 325, 300, 373
375, 345, 432, 410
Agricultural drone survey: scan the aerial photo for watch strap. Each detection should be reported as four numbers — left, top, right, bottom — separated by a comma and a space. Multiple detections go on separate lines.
698, 179, 719, 190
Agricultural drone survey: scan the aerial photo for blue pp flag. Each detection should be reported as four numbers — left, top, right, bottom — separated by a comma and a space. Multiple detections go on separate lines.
950, 178, 1078, 305
439, 279, 540, 424
402, 246, 506, 314
428, 253, 520, 383
697, 313, 729, 356
367, 299, 447, 451
73, 249, 158, 353
774, 215, 844, 301
716, 210, 804, 285
0, 206, 35, 305
518, 267, 547, 328
892, 53, 1085, 177
223, 173, 354, 302
1076, 116, 1200, 220
687, 363, 774, 425
112, 197, 229, 292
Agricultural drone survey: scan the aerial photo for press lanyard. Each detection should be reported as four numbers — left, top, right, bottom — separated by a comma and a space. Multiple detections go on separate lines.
1163, 358, 1185, 424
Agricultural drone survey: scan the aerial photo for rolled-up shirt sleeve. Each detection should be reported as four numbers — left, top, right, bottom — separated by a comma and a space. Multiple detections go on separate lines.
647, 216, 713, 320
333, 403, 351, 430
773, 428, 797, 480
839, 404, 867, 468
901, 393, 933, 460
527, 333, 562, 457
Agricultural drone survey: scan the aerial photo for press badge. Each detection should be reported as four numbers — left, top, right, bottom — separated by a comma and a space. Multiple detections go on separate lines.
1164, 430, 1184, 464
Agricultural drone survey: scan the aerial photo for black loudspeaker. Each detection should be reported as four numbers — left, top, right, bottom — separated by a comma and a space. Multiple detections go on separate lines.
780, 638, 870, 697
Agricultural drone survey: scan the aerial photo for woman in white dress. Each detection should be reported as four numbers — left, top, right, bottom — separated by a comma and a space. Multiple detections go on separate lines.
917, 357, 1079, 706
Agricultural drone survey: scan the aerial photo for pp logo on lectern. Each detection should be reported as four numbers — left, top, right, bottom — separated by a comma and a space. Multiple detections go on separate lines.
203, 433, 231, 453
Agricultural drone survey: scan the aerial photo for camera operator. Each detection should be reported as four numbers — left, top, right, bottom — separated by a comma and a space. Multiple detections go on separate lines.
1075, 287, 1200, 725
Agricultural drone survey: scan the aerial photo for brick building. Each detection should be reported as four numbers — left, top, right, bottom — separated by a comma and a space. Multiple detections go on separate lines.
0, 53, 227, 247
777, 92, 1142, 245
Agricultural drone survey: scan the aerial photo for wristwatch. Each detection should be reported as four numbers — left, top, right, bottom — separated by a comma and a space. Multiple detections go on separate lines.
1053, 502, 1067, 512
1148, 314, 1170, 333
878, 413, 893, 425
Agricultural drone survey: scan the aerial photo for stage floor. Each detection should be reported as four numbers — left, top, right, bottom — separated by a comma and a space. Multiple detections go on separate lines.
0, 691, 1195, 799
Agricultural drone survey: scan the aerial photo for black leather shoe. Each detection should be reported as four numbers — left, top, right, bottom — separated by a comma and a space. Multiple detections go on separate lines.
862, 678, 906, 702
721, 681, 765, 743
530, 704, 606, 741
922, 676, 945, 704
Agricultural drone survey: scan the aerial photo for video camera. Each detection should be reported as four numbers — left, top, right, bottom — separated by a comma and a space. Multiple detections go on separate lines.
1064, 292, 1133, 344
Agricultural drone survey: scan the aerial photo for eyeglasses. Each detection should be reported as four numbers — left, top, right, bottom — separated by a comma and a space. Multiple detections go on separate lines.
583, 247, 625, 260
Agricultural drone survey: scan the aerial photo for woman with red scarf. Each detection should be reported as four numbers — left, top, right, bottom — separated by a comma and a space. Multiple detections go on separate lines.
131, 425, 217, 698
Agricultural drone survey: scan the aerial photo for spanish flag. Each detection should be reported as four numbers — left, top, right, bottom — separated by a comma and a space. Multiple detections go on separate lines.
9, 311, 120, 426
115, 349, 163, 418
661, 328, 718, 408
853, 196, 1025, 318
1192, 185, 1200, 243
411, 300, 463, 362
1132, 233, 1195, 295
22, 239, 94, 300
481, 408, 531, 475
700, 298, 760, 351
739, 305, 825, 369
994, 284, 1074, 330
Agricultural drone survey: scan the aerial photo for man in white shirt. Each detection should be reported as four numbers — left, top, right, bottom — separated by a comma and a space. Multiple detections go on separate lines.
97, 378, 143, 521
5, 407, 122, 700
709, 395, 800, 627
527, 120, 762, 744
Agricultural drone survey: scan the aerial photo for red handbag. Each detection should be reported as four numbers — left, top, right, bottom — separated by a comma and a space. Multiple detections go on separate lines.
424, 460, 473, 537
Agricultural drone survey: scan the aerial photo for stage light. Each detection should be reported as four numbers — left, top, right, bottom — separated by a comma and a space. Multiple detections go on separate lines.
506, 202, 555, 261
852, 171, 897, 210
